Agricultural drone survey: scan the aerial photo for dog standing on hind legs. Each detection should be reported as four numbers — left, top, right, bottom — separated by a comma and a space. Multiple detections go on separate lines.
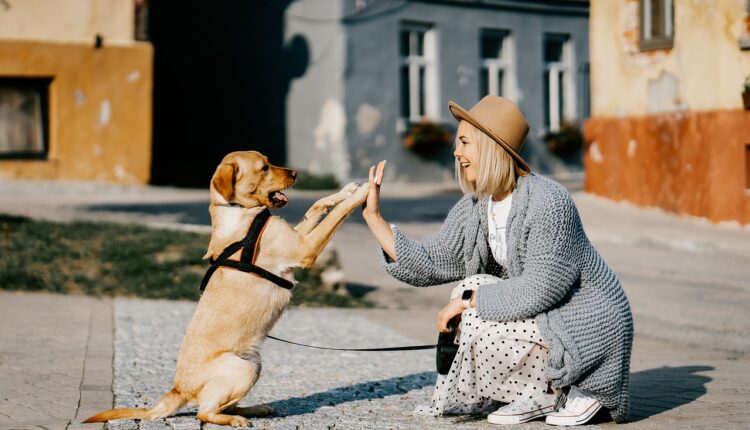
83, 150, 370, 427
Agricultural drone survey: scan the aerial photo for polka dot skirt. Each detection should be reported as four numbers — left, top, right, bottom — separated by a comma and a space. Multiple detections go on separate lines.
415, 274, 560, 416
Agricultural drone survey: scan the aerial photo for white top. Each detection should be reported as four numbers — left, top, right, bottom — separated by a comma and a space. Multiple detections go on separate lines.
487, 193, 513, 266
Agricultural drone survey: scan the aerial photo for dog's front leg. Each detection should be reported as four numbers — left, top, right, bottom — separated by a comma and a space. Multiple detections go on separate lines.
297, 184, 370, 268
294, 182, 360, 235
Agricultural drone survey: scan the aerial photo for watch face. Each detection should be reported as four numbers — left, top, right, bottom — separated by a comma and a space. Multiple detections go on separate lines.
461, 289, 473, 300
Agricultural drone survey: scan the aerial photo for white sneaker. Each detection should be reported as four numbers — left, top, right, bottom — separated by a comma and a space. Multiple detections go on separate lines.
487, 400, 556, 425
545, 386, 602, 426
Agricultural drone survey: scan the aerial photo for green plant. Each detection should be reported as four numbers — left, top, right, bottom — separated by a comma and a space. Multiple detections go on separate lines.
744, 73, 750, 92
403, 120, 453, 158
293, 170, 340, 190
544, 122, 584, 158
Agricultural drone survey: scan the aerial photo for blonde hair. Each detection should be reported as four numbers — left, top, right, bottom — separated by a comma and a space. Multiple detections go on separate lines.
454, 120, 528, 198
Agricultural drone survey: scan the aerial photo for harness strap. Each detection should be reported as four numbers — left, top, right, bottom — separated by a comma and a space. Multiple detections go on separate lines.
200, 208, 294, 293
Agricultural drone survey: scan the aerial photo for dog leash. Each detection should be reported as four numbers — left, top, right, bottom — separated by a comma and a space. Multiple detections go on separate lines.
266, 335, 436, 351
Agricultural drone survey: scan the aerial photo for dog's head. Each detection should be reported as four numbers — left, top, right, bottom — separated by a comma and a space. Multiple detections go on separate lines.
210, 151, 296, 208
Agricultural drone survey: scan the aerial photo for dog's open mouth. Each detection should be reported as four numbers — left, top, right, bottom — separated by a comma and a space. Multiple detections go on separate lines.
269, 190, 289, 207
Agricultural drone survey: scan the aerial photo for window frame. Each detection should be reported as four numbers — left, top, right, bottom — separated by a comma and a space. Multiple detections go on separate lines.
639, 0, 674, 51
399, 21, 439, 123
479, 29, 517, 102
0, 77, 52, 160
543, 33, 576, 133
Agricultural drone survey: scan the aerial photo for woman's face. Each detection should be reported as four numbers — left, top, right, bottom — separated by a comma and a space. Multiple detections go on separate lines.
454, 121, 480, 183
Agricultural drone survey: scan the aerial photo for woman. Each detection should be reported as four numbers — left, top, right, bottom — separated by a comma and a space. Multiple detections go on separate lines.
362, 96, 632, 426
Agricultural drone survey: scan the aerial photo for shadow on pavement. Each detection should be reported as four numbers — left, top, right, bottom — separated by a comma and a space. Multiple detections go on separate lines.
83, 194, 461, 226
264, 371, 436, 417
627, 365, 712, 422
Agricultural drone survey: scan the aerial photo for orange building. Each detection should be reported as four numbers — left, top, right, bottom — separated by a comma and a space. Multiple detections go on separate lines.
0, 0, 152, 184
584, 0, 750, 224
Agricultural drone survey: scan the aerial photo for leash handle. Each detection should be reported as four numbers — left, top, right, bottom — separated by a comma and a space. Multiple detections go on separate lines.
267, 335, 436, 352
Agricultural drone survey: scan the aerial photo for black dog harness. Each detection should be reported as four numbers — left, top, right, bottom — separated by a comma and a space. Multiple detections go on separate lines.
199, 208, 294, 293
197, 206, 437, 355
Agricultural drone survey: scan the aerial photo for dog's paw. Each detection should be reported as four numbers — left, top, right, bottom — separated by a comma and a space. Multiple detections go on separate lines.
229, 415, 250, 427
341, 182, 360, 195
352, 182, 370, 202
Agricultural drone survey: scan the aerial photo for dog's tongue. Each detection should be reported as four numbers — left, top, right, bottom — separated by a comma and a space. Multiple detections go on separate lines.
273, 191, 288, 203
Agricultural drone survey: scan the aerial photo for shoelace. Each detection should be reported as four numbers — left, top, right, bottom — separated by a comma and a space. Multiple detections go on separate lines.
559, 388, 594, 413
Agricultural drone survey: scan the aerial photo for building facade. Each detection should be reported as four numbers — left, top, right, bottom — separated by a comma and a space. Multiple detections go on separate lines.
286, 0, 590, 183
584, 0, 750, 224
0, 0, 153, 184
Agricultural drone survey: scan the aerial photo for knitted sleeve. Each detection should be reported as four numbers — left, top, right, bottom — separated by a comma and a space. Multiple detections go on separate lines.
475, 187, 581, 321
377, 197, 469, 287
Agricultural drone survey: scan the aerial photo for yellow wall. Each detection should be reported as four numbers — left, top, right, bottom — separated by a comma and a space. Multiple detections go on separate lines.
0, 0, 134, 44
590, 0, 750, 117
0, 40, 153, 184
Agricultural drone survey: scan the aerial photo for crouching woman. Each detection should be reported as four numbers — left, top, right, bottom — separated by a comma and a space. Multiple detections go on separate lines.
361, 96, 633, 425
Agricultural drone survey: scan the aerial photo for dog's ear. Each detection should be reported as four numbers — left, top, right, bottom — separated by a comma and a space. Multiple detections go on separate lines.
212, 162, 237, 202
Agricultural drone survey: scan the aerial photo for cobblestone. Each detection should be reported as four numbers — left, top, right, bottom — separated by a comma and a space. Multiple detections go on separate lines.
108, 299, 598, 430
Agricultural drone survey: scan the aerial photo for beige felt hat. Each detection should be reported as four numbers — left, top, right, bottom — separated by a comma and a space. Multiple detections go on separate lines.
448, 96, 531, 173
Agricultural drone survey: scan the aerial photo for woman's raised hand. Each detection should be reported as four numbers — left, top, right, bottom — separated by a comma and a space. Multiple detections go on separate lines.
361, 160, 396, 261
362, 160, 386, 220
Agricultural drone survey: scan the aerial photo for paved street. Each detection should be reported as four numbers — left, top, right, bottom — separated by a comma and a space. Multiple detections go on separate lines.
1, 178, 749, 429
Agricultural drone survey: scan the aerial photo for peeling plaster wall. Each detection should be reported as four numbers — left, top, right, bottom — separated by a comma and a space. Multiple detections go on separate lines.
590, 0, 750, 116
285, 0, 350, 181
0, 0, 134, 44
0, 40, 153, 184
584, 110, 750, 224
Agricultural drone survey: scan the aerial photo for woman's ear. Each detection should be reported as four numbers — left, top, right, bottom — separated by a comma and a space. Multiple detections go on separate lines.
212, 162, 237, 202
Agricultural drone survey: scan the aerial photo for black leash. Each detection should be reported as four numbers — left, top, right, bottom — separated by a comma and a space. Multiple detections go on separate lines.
267, 335, 436, 351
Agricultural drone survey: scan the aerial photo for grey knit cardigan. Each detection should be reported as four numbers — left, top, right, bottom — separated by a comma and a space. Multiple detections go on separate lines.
380, 174, 633, 423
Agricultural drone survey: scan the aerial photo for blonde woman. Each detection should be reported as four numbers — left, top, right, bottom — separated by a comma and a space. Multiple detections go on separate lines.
362, 96, 632, 426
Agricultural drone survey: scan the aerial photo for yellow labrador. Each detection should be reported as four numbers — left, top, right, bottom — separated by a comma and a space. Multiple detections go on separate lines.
84, 150, 369, 427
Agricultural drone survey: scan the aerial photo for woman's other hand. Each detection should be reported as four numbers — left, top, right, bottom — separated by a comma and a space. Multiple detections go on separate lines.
362, 160, 386, 219
437, 298, 466, 333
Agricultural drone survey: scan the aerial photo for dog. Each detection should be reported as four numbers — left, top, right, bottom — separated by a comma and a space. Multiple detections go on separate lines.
84, 150, 369, 427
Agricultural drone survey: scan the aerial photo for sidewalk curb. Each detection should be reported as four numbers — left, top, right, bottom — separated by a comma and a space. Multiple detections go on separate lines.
69, 298, 114, 430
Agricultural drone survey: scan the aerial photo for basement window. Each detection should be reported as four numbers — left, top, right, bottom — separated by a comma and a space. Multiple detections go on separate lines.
0, 78, 51, 159
640, 0, 674, 51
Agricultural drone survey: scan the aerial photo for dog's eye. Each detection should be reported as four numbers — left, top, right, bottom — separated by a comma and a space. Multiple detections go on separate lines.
262, 165, 269, 171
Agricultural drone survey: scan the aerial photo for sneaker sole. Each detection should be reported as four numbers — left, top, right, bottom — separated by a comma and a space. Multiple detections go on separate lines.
488, 405, 555, 425
546, 402, 602, 426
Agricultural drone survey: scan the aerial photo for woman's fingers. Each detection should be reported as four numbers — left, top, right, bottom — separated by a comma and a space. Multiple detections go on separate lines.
375, 160, 386, 186
368, 165, 375, 184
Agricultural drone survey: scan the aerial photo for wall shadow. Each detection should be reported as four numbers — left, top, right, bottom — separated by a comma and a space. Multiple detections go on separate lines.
82, 192, 463, 226
262, 371, 435, 418
627, 365, 712, 422
148, 0, 309, 187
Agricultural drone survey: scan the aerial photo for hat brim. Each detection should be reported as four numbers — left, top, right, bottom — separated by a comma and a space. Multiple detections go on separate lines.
449, 101, 531, 173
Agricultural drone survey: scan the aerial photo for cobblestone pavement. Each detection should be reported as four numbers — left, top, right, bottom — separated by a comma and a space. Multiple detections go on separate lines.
107, 299, 599, 430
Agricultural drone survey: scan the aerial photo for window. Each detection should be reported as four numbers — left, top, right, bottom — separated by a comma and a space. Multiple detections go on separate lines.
0, 78, 51, 159
399, 22, 438, 122
479, 29, 517, 102
640, 0, 674, 51
543, 34, 575, 133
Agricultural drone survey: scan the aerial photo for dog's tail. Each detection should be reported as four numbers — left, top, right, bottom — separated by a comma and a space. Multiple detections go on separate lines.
82, 387, 186, 423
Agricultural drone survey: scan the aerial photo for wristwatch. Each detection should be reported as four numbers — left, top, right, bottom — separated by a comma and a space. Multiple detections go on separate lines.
461, 289, 474, 309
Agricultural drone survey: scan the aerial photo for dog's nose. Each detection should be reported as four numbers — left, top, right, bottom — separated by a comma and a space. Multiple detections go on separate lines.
290, 170, 297, 179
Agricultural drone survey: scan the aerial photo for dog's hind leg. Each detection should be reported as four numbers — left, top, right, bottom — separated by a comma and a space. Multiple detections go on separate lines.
196, 353, 259, 427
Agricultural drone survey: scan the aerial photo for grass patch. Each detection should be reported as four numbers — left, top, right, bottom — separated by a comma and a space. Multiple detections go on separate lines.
0, 214, 372, 307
